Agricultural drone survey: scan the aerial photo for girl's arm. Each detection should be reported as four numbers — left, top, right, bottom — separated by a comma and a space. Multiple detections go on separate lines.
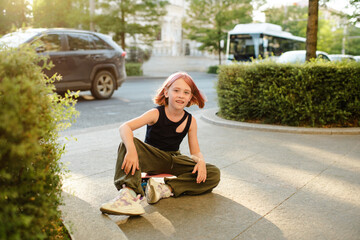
188, 116, 207, 183
119, 108, 158, 175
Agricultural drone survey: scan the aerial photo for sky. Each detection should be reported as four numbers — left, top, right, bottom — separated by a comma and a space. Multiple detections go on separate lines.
253, 0, 354, 22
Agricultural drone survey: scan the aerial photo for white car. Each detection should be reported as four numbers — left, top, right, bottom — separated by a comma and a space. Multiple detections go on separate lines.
277, 50, 331, 63
354, 56, 360, 62
329, 54, 355, 62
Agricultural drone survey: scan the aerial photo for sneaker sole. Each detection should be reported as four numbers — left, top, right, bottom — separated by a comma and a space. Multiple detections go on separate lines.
146, 178, 160, 204
100, 206, 145, 216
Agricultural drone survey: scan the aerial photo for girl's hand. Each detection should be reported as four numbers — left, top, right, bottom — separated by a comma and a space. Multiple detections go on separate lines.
121, 152, 139, 175
192, 160, 207, 183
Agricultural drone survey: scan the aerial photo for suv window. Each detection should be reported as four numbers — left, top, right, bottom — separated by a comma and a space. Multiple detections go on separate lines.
89, 34, 113, 50
317, 54, 330, 61
31, 34, 62, 52
67, 33, 95, 51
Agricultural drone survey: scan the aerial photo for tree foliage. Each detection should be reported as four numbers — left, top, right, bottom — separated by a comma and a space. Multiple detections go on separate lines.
349, 0, 360, 24
347, 25, 360, 55
317, 16, 343, 53
265, 3, 357, 55
0, 46, 78, 239
183, 0, 253, 65
32, 0, 91, 29
0, 0, 31, 35
264, 5, 308, 38
96, 0, 168, 49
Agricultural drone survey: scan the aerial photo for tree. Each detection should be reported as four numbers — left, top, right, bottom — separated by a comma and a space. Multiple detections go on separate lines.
96, 0, 168, 50
317, 16, 343, 53
264, 4, 308, 38
32, 0, 90, 29
265, 1, 358, 56
183, 0, 253, 65
346, 25, 360, 55
305, 0, 319, 61
349, 0, 360, 24
0, 0, 30, 35
265, 4, 349, 55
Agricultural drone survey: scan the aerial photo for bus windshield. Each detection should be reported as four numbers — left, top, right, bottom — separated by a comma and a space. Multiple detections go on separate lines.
229, 34, 255, 61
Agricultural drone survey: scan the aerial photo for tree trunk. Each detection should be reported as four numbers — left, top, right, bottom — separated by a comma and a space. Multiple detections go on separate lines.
218, 30, 222, 65
305, 0, 319, 61
120, 8, 126, 50
218, 41, 222, 65
120, 32, 126, 50
218, 51, 222, 65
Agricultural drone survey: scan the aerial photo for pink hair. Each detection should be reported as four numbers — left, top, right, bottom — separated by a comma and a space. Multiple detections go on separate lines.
153, 72, 207, 108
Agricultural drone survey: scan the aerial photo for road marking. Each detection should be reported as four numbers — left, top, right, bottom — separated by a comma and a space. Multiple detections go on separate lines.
113, 97, 130, 102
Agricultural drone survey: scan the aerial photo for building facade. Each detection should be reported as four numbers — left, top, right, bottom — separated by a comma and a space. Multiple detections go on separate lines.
151, 0, 209, 57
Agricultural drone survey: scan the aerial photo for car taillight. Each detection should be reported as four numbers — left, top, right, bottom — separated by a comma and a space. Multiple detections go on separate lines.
121, 52, 126, 57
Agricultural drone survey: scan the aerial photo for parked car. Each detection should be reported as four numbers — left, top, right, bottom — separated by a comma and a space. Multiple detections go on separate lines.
0, 28, 127, 99
277, 50, 331, 64
328, 54, 356, 62
354, 56, 360, 62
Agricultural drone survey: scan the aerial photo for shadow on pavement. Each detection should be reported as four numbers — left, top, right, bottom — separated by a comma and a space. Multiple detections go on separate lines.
119, 193, 285, 240
60, 191, 128, 240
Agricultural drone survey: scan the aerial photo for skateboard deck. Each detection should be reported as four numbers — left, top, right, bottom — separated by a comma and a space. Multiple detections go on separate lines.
141, 173, 175, 192
141, 173, 174, 179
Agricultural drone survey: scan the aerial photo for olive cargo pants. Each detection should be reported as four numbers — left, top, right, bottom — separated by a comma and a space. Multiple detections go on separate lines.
114, 138, 220, 197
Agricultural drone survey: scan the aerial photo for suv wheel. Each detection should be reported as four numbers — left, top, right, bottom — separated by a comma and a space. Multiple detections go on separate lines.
91, 70, 115, 99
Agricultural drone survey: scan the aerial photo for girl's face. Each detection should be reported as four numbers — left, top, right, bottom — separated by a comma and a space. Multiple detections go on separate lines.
164, 78, 192, 110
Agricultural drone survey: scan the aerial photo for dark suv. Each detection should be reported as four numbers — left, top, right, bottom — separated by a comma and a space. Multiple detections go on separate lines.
0, 28, 127, 99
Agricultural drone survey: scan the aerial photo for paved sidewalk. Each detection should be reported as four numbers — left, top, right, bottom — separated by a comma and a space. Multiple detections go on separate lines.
142, 55, 220, 77
60, 109, 360, 240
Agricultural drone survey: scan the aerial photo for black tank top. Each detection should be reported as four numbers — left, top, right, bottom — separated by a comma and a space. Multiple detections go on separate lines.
145, 105, 192, 151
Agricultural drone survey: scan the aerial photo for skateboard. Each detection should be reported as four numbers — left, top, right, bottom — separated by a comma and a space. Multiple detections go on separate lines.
141, 173, 175, 192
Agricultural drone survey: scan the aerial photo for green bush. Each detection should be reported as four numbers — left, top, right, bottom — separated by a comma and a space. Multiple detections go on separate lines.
0, 46, 78, 239
207, 65, 219, 74
217, 61, 360, 127
126, 62, 143, 76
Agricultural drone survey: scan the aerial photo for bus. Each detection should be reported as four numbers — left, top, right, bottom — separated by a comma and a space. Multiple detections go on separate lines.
226, 23, 306, 62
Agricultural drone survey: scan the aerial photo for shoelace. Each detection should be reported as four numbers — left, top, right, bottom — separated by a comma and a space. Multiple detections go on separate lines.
158, 183, 174, 197
114, 184, 142, 201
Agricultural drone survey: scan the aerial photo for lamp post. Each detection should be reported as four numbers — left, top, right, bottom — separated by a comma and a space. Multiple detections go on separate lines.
342, 24, 347, 55
90, 0, 95, 31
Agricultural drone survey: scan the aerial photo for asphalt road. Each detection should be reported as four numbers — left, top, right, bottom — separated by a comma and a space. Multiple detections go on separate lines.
65, 72, 219, 131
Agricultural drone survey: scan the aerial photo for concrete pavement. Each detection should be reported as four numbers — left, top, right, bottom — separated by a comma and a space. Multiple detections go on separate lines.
60, 107, 360, 240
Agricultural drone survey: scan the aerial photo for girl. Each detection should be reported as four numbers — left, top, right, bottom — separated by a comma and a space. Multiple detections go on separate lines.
100, 72, 220, 216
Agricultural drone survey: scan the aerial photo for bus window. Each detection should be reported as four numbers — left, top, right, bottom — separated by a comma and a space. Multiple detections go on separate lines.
263, 35, 305, 57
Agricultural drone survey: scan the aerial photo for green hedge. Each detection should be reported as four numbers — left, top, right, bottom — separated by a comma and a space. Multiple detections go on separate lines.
0, 46, 78, 239
126, 62, 143, 76
207, 65, 219, 74
217, 61, 360, 127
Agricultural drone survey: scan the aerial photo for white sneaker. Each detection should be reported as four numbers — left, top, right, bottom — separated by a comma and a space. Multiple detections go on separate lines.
100, 185, 145, 215
145, 178, 173, 204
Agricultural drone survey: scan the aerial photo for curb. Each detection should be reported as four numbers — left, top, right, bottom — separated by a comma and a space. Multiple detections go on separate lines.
201, 108, 360, 135
60, 192, 128, 240
126, 75, 167, 80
